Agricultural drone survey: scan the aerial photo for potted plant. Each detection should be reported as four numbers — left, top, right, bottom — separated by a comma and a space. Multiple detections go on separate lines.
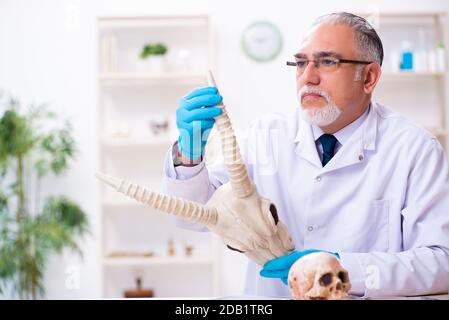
139, 43, 168, 73
0, 94, 89, 299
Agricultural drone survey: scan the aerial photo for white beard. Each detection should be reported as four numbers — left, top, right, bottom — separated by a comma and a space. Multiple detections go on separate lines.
300, 102, 342, 126
299, 87, 342, 127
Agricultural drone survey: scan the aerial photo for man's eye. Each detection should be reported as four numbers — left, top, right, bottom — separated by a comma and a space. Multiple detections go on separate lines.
321, 58, 337, 66
296, 60, 307, 67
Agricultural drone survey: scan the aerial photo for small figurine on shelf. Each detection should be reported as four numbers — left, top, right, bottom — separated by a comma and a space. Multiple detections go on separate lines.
177, 48, 192, 72
100, 34, 118, 73
184, 244, 194, 257
109, 122, 132, 139
167, 238, 176, 256
148, 115, 169, 137
124, 277, 154, 298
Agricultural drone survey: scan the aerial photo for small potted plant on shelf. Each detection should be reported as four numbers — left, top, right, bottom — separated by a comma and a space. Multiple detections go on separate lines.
139, 43, 168, 73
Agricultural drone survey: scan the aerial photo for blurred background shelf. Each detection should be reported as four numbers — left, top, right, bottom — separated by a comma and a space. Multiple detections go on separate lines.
99, 73, 206, 86
103, 256, 214, 267
381, 71, 444, 78
101, 138, 173, 148
97, 15, 220, 299
98, 16, 210, 29
357, 11, 449, 151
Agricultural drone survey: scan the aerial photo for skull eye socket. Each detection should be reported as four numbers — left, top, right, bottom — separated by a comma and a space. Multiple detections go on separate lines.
338, 271, 348, 283
269, 203, 279, 225
227, 245, 244, 253
319, 273, 333, 287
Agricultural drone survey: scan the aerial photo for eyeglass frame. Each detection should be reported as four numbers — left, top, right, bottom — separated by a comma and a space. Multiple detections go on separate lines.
286, 52, 372, 72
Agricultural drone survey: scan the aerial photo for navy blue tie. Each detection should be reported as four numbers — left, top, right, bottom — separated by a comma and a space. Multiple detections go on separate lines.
319, 134, 337, 166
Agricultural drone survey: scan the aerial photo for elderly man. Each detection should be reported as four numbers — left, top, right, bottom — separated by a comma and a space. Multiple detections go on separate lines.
162, 12, 449, 298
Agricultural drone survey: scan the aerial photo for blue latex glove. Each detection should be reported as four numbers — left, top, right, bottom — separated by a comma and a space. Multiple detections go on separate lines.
176, 86, 223, 159
260, 249, 340, 285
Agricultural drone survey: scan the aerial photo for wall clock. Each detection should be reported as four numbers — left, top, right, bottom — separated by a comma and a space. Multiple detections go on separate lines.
241, 21, 283, 62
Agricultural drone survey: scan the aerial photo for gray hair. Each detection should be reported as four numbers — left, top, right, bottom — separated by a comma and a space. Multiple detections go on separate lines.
311, 12, 384, 66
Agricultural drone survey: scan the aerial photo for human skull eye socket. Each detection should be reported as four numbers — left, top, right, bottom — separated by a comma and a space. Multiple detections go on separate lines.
319, 273, 333, 286
227, 245, 244, 253
269, 203, 279, 225
338, 271, 348, 283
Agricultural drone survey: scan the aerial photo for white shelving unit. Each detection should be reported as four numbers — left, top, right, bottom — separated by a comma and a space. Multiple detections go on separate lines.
360, 12, 449, 151
97, 16, 220, 298
103, 256, 215, 267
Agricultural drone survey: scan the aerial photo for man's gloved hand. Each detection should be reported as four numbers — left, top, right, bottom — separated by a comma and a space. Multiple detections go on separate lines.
176, 86, 223, 159
259, 249, 340, 285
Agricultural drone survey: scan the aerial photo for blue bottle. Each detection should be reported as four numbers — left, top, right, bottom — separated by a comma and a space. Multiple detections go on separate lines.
400, 41, 413, 71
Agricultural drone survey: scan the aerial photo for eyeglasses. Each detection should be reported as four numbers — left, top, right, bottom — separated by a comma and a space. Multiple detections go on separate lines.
286, 55, 372, 74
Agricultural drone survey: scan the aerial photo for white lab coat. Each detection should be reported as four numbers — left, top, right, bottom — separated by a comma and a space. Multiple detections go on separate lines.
162, 101, 449, 298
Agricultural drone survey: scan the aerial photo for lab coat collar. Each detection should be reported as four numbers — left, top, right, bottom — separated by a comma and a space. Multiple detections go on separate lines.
294, 101, 378, 171
311, 106, 370, 147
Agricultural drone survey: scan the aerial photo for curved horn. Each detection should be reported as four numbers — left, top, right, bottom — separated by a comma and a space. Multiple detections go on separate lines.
207, 71, 253, 198
95, 172, 218, 226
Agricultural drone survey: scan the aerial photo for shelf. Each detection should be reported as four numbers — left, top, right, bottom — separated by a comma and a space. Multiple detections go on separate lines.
101, 138, 173, 148
103, 256, 214, 267
98, 16, 209, 30
98, 14, 219, 298
375, 12, 447, 18
99, 73, 207, 86
381, 71, 445, 79
354, 12, 447, 23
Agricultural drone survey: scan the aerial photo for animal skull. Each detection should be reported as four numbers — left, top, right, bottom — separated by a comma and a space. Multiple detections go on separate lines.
95, 71, 295, 266
288, 252, 351, 300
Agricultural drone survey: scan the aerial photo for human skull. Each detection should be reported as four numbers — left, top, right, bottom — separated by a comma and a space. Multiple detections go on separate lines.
288, 252, 351, 300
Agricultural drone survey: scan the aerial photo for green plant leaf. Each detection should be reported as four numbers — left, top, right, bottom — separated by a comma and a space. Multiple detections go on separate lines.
41, 196, 89, 236
139, 43, 167, 59
0, 108, 34, 163
0, 94, 89, 299
34, 120, 76, 177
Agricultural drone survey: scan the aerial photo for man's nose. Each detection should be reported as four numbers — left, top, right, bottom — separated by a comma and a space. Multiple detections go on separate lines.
298, 61, 320, 86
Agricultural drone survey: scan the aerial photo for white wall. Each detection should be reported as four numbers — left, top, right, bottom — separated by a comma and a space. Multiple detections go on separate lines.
1, 0, 448, 299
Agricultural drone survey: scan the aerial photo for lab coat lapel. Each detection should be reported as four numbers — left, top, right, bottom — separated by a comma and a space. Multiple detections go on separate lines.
294, 102, 379, 173
294, 115, 323, 168
321, 102, 378, 174
320, 136, 365, 174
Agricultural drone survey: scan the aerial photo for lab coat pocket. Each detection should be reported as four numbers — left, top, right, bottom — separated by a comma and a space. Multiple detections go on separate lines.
343, 199, 390, 252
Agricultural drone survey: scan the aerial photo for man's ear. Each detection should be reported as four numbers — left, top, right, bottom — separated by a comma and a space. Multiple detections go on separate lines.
363, 63, 382, 94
